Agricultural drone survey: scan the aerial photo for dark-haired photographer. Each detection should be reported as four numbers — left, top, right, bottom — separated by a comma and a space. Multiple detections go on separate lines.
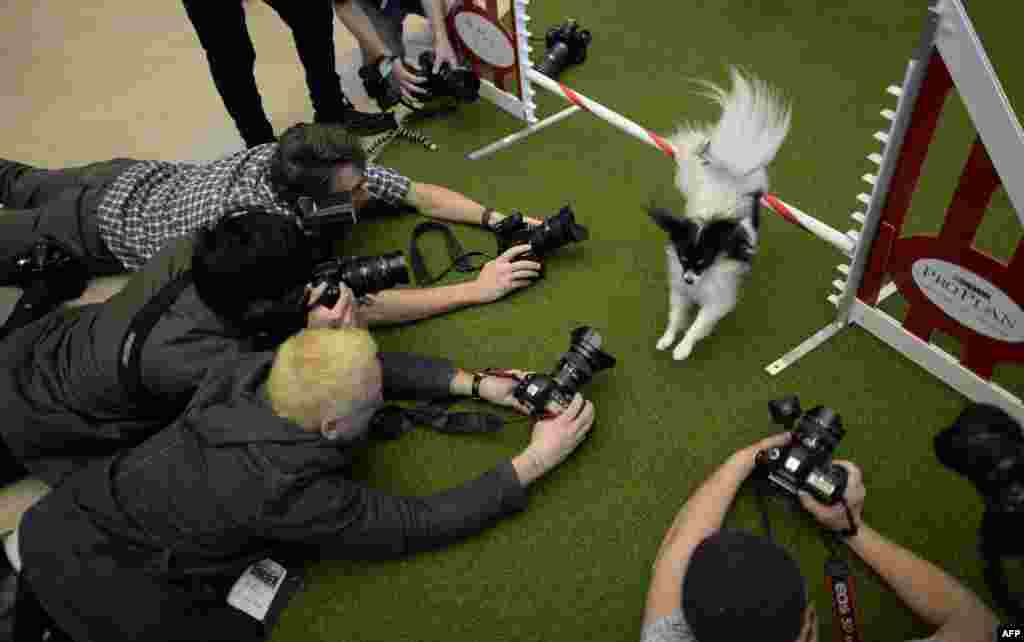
0, 210, 356, 492
1, 122, 543, 321
641, 429, 1000, 642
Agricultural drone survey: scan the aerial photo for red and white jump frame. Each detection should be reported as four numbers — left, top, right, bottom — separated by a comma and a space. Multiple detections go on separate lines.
448, 0, 1024, 423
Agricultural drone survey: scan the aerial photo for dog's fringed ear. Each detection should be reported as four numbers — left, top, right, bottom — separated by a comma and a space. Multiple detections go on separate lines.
726, 228, 757, 262
646, 204, 691, 238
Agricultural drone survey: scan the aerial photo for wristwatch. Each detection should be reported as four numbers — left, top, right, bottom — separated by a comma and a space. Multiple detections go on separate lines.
471, 372, 486, 400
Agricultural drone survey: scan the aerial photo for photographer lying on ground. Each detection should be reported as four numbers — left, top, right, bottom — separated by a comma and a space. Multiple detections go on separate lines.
6, 326, 595, 641
0, 210, 361, 490
0, 122, 542, 319
641, 433, 1000, 642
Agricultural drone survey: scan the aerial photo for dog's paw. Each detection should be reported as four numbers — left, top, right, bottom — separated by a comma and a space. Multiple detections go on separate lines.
656, 334, 676, 351
672, 342, 693, 361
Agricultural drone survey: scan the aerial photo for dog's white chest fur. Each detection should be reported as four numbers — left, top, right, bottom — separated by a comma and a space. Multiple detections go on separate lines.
665, 245, 749, 308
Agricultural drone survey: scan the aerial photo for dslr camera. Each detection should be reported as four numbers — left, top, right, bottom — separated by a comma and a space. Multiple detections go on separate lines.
755, 395, 849, 505
359, 51, 480, 112
492, 205, 589, 264
536, 19, 592, 80
311, 251, 410, 307
416, 51, 480, 104
296, 192, 358, 247
512, 326, 616, 416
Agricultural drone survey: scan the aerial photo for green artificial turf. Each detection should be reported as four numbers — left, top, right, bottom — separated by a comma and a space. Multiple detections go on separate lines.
273, 1, 1024, 639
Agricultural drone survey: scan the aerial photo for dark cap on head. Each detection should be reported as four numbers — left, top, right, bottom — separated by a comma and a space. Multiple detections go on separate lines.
682, 530, 807, 642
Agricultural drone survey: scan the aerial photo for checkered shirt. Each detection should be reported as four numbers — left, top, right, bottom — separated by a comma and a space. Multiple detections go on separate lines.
96, 144, 412, 271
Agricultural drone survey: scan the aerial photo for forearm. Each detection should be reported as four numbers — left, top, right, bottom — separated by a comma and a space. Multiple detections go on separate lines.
314, 463, 529, 560
358, 282, 483, 325
379, 352, 457, 400
424, 0, 451, 46
335, 0, 393, 61
407, 182, 511, 227
652, 452, 751, 569
846, 521, 999, 632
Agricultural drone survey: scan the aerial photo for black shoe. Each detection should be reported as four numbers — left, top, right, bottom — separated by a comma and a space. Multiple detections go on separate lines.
4, 237, 88, 300
316, 100, 397, 137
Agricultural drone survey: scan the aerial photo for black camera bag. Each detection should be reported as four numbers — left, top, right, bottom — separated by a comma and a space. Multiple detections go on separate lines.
935, 402, 1024, 620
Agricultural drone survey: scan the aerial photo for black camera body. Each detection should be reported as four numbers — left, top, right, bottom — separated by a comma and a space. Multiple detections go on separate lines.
416, 51, 480, 104
311, 251, 410, 307
492, 205, 589, 266
512, 326, 616, 416
755, 396, 848, 505
296, 192, 358, 254
537, 19, 592, 79
358, 52, 480, 112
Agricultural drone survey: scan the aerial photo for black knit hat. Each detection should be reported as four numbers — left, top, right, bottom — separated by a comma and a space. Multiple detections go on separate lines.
682, 530, 807, 642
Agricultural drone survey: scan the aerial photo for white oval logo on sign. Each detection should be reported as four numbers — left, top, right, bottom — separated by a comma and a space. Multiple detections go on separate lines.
453, 11, 516, 68
911, 259, 1024, 343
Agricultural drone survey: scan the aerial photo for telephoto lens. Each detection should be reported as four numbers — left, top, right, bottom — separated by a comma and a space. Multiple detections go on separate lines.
313, 251, 410, 307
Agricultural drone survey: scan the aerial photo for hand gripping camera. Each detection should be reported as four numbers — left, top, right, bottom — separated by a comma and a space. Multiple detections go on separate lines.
536, 19, 592, 80
359, 51, 480, 112
492, 205, 589, 265
512, 326, 616, 416
755, 396, 849, 505
311, 251, 410, 307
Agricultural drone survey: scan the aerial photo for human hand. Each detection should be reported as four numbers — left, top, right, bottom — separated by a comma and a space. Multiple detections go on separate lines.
394, 57, 429, 106
476, 369, 534, 415
798, 460, 866, 533
472, 245, 542, 303
523, 393, 595, 474
431, 38, 460, 74
306, 282, 360, 329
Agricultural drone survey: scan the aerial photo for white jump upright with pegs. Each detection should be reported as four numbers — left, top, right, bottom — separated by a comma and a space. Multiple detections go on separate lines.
766, 0, 1024, 425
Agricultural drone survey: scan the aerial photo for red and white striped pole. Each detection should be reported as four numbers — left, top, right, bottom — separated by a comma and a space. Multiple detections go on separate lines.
526, 69, 857, 257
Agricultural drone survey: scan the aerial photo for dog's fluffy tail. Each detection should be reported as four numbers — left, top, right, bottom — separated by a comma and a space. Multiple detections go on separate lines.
697, 67, 791, 179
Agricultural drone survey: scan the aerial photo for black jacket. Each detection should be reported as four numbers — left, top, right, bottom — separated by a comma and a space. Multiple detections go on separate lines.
0, 237, 255, 485
20, 350, 528, 642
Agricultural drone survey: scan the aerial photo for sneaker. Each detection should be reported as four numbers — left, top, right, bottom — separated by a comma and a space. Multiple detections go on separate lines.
6, 237, 88, 301
315, 100, 398, 136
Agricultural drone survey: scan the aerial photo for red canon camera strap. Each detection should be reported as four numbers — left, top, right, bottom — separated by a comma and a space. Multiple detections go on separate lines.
825, 556, 863, 642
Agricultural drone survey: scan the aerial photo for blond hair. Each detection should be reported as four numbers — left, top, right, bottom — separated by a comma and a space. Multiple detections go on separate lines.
266, 327, 379, 429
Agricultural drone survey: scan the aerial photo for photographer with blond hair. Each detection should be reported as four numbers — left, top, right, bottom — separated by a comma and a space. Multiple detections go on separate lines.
9, 326, 595, 641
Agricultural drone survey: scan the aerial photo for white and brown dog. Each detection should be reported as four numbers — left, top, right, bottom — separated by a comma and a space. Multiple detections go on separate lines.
649, 67, 791, 360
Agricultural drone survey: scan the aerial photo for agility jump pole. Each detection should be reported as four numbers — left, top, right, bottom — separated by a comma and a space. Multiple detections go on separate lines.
523, 68, 857, 257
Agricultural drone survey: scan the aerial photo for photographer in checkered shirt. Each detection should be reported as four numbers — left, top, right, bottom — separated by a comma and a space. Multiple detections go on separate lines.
0, 122, 543, 324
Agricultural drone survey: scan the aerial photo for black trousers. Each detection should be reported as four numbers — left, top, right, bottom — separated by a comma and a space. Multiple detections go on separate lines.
182, 0, 349, 148
0, 158, 131, 281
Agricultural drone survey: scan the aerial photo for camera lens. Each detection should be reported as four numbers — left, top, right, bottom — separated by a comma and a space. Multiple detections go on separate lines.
553, 326, 616, 394
529, 208, 589, 255
338, 251, 410, 297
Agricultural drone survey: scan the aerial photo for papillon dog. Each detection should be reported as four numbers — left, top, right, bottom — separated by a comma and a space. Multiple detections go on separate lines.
648, 67, 791, 361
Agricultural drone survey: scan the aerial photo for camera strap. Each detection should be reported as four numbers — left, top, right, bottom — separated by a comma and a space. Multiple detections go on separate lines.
408, 221, 491, 286
371, 400, 504, 440
118, 270, 194, 401
754, 481, 864, 642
